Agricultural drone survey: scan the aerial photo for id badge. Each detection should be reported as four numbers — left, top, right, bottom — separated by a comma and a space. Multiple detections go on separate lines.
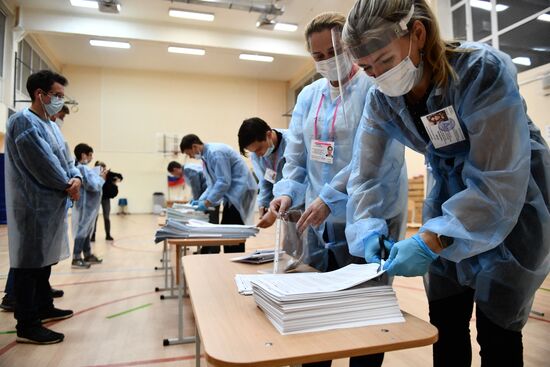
421, 105, 466, 149
310, 140, 335, 164
264, 168, 277, 184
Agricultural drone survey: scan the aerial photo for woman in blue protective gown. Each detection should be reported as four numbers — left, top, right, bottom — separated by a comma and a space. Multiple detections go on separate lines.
270, 11, 409, 367
342, 1, 550, 366
270, 12, 407, 275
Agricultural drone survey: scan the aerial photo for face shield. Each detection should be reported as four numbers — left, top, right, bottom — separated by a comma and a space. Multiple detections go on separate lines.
333, 4, 421, 98
346, 4, 413, 61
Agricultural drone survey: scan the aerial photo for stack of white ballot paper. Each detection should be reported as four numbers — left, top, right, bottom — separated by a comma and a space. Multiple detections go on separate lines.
247, 263, 404, 334
165, 206, 209, 222
155, 219, 259, 243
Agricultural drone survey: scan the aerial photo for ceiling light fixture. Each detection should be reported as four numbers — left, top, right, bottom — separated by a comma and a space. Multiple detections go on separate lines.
512, 57, 531, 66
168, 9, 215, 22
70, 0, 98, 8
168, 46, 206, 56
239, 54, 274, 63
470, 0, 509, 12
274, 22, 298, 32
90, 39, 131, 49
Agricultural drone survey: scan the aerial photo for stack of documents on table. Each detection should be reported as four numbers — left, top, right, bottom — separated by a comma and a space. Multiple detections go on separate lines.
250, 263, 404, 334
165, 206, 209, 222
231, 249, 278, 265
155, 219, 259, 243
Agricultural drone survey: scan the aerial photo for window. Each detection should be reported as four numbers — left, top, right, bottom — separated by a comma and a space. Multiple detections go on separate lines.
15, 39, 51, 97
449, 0, 550, 72
0, 10, 6, 78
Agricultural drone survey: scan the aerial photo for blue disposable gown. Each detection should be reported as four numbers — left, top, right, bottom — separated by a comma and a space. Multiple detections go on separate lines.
72, 164, 105, 240
350, 42, 550, 331
5, 108, 82, 268
250, 129, 288, 209
183, 163, 207, 200
199, 143, 258, 225
273, 71, 375, 271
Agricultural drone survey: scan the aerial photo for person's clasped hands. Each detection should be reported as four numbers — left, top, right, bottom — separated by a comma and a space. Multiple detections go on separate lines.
65, 177, 81, 201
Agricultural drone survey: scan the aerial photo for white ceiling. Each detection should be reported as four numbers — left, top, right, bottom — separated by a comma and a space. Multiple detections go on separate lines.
10, 0, 359, 81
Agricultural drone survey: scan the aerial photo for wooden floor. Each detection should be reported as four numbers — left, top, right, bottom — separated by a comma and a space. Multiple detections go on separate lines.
0, 214, 548, 367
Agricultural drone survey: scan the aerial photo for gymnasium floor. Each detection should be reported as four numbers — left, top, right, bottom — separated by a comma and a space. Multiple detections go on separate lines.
0, 214, 548, 367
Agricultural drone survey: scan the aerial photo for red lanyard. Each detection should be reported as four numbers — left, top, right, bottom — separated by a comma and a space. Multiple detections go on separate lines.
313, 94, 341, 141
269, 149, 278, 170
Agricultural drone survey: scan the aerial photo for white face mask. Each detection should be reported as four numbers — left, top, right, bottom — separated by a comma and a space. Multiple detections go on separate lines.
194, 153, 202, 160
40, 94, 64, 116
373, 36, 423, 97
315, 52, 353, 82
55, 118, 64, 128
262, 141, 275, 158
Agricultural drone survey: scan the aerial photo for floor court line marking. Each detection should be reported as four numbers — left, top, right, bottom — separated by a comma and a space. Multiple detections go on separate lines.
52, 274, 162, 287
106, 303, 152, 319
110, 242, 160, 253
0, 290, 156, 357
50, 268, 160, 277
82, 354, 204, 367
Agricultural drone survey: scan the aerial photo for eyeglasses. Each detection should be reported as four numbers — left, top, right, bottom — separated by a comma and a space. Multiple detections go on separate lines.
41, 90, 65, 100
48, 92, 66, 100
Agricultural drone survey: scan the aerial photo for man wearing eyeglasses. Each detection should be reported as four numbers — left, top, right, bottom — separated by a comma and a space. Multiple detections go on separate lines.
5, 70, 81, 344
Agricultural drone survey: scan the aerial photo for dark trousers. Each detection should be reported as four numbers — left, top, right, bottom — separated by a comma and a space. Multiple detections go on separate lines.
92, 198, 111, 238
304, 250, 384, 367
13, 266, 54, 330
199, 205, 221, 254
73, 236, 92, 259
221, 203, 245, 253
303, 354, 384, 367
4, 268, 14, 295
430, 288, 523, 367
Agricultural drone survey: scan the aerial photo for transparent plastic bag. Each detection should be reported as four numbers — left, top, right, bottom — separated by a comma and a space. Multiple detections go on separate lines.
273, 210, 307, 273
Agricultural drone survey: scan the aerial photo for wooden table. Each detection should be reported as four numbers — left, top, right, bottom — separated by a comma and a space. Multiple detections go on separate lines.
183, 254, 439, 367
162, 238, 246, 347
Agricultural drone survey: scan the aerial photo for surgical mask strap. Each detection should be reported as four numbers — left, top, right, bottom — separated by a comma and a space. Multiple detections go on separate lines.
39, 93, 50, 120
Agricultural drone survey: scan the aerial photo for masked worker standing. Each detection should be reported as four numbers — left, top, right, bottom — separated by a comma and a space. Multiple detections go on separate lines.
342, 1, 550, 366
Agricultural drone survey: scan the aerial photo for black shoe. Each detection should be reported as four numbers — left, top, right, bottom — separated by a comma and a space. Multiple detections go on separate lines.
51, 288, 64, 298
90, 235, 96, 242
71, 259, 91, 269
40, 307, 74, 323
84, 254, 103, 264
0, 294, 15, 312
105, 235, 114, 241
16, 325, 64, 344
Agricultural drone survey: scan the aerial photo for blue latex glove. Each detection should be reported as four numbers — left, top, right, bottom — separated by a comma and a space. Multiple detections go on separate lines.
363, 234, 394, 263
383, 234, 439, 277
195, 201, 208, 212
190, 199, 199, 206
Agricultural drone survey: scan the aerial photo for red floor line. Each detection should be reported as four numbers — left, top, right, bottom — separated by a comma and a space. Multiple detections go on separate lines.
52, 274, 162, 287
0, 290, 156, 357
62, 291, 157, 320
0, 341, 15, 356
82, 354, 203, 367
110, 242, 160, 254
528, 315, 550, 324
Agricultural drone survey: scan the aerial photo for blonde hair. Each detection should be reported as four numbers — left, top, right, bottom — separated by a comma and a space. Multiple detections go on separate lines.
304, 12, 346, 52
343, 0, 461, 89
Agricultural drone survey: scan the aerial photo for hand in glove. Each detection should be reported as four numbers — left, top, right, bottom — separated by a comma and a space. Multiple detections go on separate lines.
383, 234, 438, 277
363, 234, 394, 263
